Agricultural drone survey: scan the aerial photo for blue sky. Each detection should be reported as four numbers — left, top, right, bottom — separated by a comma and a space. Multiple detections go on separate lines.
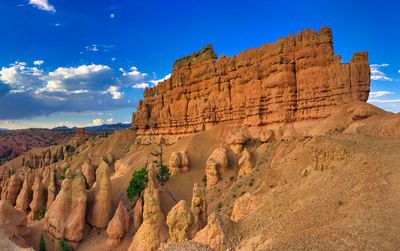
0, 0, 399, 129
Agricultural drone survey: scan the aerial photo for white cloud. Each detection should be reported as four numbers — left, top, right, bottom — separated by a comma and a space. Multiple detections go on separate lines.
0, 61, 44, 91
106, 118, 114, 123
111, 57, 116, 61
103, 86, 123, 100
370, 64, 393, 81
29, 0, 56, 13
92, 118, 104, 126
132, 83, 150, 89
119, 66, 148, 87
368, 99, 400, 103
369, 91, 394, 98
149, 73, 171, 86
33, 60, 44, 66
110, 13, 115, 18
84, 44, 114, 53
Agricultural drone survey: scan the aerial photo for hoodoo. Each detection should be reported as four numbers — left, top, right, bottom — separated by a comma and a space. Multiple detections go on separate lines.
132, 27, 370, 135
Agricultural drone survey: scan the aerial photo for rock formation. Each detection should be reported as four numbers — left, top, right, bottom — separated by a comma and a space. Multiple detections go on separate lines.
227, 131, 246, 154
205, 147, 228, 189
88, 160, 112, 229
46, 168, 57, 210
128, 163, 168, 251
15, 173, 32, 213
193, 212, 232, 251
237, 148, 254, 177
0, 200, 30, 248
82, 159, 96, 187
260, 128, 275, 143
107, 201, 130, 247
28, 174, 45, 221
166, 200, 194, 243
169, 151, 190, 176
132, 27, 370, 135
230, 193, 259, 221
191, 183, 207, 236
45, 169, 87, 243
1, 174, 21, 205
133, 195, 143, 233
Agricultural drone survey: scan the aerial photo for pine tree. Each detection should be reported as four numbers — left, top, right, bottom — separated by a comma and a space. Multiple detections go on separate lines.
39, 233, 46, 251
151, 140, 170, 186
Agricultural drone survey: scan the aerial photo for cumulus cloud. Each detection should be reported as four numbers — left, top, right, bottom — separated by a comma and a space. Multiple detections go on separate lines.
132, 83, 150, 89
92, 118, 104, 126
106, 118, 114, 123
110, 13, 115, 18
369, 91, 394, 98
149, 73, 171, 86
33, 60, 44, 66
103, 86, 123, 100
119, 66, 148, 87
29, 0, 56, 13
370, 64, 393, 81
84, 44, 114, 53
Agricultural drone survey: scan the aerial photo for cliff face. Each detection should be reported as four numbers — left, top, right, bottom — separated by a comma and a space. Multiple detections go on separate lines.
132, 27, 370, 135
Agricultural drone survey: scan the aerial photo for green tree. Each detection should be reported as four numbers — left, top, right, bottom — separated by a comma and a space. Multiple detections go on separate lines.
39, 233, 46, 251
151, 141, 170, 185
127, 168, 148, 200
36, 207, 46, 220
58, 165, 68, 180
59, 238, 70, 251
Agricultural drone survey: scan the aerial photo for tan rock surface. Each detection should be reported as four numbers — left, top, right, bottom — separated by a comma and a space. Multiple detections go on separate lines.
205, 147, 228, 189
191, 183, 207, 237
0, 200, 30, 248
230, 192, 259, 221
128, 163, 168, 251
82, 159, 96, 187
237, 148, 254, 177
106, 200, 130, 247
1, 175, 21, 206
88, 160, 113, 229
44, 169, 87, 243
169, 151, 190, 176
15, 173, 32, 213
166, 200, 194, 243
28, 174, 45, 222
133, 195, 144, 233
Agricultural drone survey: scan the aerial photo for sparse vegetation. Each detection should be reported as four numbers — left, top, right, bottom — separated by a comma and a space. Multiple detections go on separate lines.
151, 140, 170, 185
58, 165, 69, 180
39, 233, 46, 251
65, 145, 75, 154
36, 207, 46, 220
59, 238, 70, 251
127, 167, 148, 200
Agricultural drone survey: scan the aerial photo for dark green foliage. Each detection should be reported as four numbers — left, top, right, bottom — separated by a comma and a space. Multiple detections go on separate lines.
59, 238, 70, 251
36, 207, 46, 220
65, 145, 75, 154
151, 142, 170, 185
52, 155, 58, 164
58, 165, 68, 180
39, 233, 46, 251
127, 168, 148, 200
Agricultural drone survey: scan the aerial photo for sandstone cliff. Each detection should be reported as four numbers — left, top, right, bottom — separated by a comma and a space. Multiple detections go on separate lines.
132, 27, 370, 135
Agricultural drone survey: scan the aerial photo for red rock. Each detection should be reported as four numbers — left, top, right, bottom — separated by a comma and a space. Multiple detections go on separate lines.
132, 28, 370, 135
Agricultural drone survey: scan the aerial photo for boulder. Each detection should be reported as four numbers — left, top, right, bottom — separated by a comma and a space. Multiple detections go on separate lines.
227, 131, 246, 155
107, 201, 130, 247
237, 149, 254, 177
166, 200, 194, 243
88, 160, 113, 229
193, 212, 232, 251
205, 147, 228, 189
44, 169, 87, 243
169, 151, 190, 176
0, 200, 30, 248
260, 129, 275, 143
230, 193, 259, 221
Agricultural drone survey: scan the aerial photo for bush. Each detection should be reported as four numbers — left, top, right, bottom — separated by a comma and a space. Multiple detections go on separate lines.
127, 168, 148, 200
59, 238, 69, 251
151, 142, 170, 185
39, 233, 46, 251
36, 207, 46, 220
65, 145, 75, 154
58, 165, 68, 180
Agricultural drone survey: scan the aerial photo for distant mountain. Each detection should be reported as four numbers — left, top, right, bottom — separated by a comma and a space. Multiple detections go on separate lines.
0, 128, 8, 132
52, 123, 131, 133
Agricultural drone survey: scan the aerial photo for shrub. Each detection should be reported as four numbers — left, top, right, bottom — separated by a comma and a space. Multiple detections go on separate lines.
127, 168, 148, 200
151, 141, 170, 185
36, 207, 46, 220
39, 233, 46, 251
58, 165, 68, 180
65, 145, 76, 154
59, 238, 69, 251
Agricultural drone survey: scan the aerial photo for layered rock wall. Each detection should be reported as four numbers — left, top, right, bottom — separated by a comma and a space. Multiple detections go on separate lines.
132, 27, 370, 135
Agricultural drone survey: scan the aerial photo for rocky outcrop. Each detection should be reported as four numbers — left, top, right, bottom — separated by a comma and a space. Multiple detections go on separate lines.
88, 160, 112, 229
1, 175, 21, 205
82, 159, 96, 187
237, 149, 254, 177
227, 131, 247, 155
205, 147, 228, 189
46, 168, 57, 210
133, 195, 144, 233
15, 173, 32, 213
45, 169, 87, 243
166, 200, 194, 243
191, 183, 207, 236
260, 129, 275, 143
28, 174, 45, 222
193, 212, 232, 251
132, 27, 370, 135
128, 163, 168, 251
230, 193, 259, 221
169, 151, 190, 176
0, 200, 30, 248
107, 201, 130, 247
